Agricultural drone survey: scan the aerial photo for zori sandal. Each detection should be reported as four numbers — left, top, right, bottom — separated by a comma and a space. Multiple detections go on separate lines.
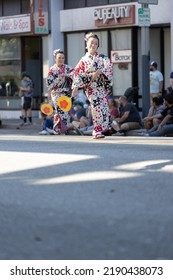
92, 134, 105, 139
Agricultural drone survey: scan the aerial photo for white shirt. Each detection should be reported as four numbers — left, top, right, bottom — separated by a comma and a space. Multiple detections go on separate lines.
150, 70, 163, 94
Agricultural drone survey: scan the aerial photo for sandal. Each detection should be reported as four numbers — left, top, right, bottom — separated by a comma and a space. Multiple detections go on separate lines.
93, 134, 105, 139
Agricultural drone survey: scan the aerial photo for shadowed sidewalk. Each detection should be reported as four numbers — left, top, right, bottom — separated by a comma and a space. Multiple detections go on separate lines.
0, 118, 42, 134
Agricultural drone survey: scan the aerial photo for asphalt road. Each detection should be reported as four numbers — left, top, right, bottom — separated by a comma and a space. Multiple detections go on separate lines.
0, 125, 173, 260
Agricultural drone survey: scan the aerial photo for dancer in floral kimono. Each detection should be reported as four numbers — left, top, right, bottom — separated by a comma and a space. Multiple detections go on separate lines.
72, 32, 113, 139
46, 49, 74, 126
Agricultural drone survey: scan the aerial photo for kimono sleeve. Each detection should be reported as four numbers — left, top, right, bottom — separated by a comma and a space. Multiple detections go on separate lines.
99, 54, 113, 83
66, 65, 74, 82
46, 68, 56, 91
72, 60, 87, 89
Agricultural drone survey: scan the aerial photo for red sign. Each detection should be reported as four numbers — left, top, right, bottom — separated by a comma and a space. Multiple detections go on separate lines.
34, 0, 48, 34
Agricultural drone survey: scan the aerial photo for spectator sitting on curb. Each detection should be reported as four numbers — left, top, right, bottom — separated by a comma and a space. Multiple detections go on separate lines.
39, 113, 54, 135
108, 96, 120, 120
73, 99, 94, 135
143, 94, 173, 137
67, 100, 86, 132
102, 97, 120, 136
80, 99, 93, 128
111, 95, 142, 136
143, 96, 164, 131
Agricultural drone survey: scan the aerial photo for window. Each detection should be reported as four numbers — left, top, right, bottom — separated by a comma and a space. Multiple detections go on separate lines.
21, 0, 30, 14
66, 31, 108, 67
111, 29, 132, 96
87, 0, 107, 7
22, 37, 42, 100
64, 0, 137, 9
109, 0, 135, 3
0, 38, 21, 97
64, 0, 85, 9
66, 33, 86, 68
0, 0, 30, 16
0, 0, 2, 16
3, 0, 20, 16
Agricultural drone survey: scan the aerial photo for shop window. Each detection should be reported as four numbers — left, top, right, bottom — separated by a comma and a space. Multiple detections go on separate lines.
0, 36, 42, 110
111, 29, 132, 97
66, 33, 85, 68
0, 37, 21, 98
66, 30, 108, 67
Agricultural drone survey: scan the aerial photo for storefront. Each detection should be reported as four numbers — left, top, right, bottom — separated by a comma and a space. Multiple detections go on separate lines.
60, 1, 171, 111
1, 0, 172, 118
0, 0, 49, 119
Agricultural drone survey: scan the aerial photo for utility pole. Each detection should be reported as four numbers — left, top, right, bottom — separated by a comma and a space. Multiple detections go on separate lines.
138, 0, 158, 117
141, 3, 150, 118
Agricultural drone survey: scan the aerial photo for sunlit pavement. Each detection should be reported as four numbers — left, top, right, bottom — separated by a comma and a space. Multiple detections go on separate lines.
0, 125, 173, 260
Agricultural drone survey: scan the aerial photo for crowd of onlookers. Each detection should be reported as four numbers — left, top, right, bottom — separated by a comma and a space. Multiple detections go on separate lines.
15, 52, 173, 139
39, 87, 173, 138
38, 55, 173, 138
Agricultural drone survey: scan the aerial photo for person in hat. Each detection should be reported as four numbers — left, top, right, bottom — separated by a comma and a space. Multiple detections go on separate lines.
71, 32, 113, 139
150, 61, 163, 104
46, 49, 74, 129
19, 72, 34, 125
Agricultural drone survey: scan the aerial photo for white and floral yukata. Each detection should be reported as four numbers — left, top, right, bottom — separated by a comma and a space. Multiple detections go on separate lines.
72, 52, 113, 136
46, 64, 74, 125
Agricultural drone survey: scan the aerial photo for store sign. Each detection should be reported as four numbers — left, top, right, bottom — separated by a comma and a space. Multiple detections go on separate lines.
34, 0, 49, 34
111, 50, 132, 63
0, 15, 31, 34
94, 5, 135, 27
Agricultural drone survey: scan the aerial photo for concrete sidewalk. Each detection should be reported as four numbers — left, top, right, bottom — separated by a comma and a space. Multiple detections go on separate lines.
1, 118, 173, 138
0, 118, 42, 135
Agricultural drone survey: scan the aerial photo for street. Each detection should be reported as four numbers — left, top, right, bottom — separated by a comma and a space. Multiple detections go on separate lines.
0, 128, 173, 260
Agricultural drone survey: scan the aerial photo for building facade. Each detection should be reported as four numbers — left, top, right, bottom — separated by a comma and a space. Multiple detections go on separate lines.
60, 0, 172, 114
0, 0, 172, 118
0, 0, 58, 118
